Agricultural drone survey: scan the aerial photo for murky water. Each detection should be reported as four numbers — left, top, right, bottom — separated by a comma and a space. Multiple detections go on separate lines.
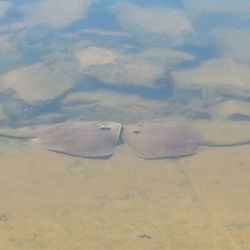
1, 0, 250, 249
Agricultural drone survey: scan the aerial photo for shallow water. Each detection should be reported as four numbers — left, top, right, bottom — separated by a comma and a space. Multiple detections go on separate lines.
1, 0, 250, 249
1, 141, 250, 249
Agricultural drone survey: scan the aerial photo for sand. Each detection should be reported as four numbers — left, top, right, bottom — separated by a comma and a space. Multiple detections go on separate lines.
0, 139, 250, 249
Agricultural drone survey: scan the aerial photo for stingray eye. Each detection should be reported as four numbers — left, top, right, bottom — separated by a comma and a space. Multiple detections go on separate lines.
99, 125, 111, 131
132, 130, 141, 135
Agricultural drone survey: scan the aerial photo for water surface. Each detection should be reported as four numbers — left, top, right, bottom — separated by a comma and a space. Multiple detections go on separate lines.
1, 0, 250, 249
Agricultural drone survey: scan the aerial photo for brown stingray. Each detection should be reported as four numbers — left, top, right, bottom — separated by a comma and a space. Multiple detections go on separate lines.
1, 121, 250, 159
0, 121, 122, 158
37, 121, 122, 158
122, 123, 203, 159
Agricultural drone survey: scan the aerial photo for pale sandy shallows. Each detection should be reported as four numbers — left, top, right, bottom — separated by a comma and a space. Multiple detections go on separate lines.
0, 140, 250, 250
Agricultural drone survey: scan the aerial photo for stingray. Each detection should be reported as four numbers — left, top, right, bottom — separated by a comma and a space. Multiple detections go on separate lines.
1, 121, 250, 160
0, 121, 122, 158
122, 123, 204, 159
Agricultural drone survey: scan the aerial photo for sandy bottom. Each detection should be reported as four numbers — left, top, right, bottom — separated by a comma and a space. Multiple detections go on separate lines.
0, 139, 250, 250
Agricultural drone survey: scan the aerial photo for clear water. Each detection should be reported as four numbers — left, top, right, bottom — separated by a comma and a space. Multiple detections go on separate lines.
1, 1, 250, 249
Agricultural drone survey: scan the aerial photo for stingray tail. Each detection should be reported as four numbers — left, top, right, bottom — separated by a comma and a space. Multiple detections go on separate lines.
201, 140, 250, 148
0, 127, 37, 139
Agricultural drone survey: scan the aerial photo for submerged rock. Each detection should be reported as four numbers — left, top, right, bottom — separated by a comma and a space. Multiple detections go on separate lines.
191, 120, 250, 145
75, 46, 166, 87
172, 59, 250, 99
0, 62, 75, 104
211, 100, 250, 121
110, 3, 194, 47
61, 90, 169, 123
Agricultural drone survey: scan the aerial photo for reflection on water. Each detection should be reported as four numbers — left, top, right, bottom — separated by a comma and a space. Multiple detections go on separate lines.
1, 0, 250, 249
